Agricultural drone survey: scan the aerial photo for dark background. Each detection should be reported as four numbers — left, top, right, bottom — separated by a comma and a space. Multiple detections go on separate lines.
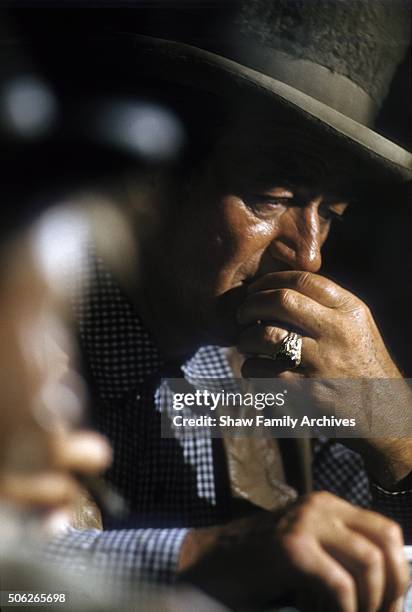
3, 1, 412, 373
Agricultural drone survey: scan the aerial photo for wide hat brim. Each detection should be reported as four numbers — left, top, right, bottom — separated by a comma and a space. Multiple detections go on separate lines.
103, 33, 412, 192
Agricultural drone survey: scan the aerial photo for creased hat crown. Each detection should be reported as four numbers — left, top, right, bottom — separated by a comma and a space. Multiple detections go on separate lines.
219, 0, 410, 124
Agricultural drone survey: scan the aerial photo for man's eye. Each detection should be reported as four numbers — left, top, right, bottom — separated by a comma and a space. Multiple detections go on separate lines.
244, 194, 292, 211
318, 206, 344, 223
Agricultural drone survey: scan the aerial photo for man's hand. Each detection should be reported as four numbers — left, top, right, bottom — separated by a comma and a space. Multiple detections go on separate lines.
237, 271, 399, 379
0, 430, 111, 531
179, 492, 409, 611
236, 271, 412, 485
0, 239, 112, 530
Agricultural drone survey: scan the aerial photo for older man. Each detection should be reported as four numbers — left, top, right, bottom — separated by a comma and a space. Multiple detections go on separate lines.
41, 1, 412, 610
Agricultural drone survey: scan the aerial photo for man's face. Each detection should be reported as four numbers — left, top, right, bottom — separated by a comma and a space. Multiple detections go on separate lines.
143, 117, 350, 352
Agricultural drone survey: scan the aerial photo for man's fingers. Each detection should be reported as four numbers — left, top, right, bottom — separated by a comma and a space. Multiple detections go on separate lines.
237, 323, 318, 365
241, 357, 305, 378
247, 271, 355, 309
0, 471, 78, 507
346, 510, 409, 610
324, 530, 385, 612
284, 537, 357, 612
51, 431, 112, 474
237, 288, 325, 336
238, 322, 289, 351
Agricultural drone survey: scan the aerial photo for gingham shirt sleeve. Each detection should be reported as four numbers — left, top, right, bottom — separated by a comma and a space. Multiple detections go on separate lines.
43, 527, 188, 584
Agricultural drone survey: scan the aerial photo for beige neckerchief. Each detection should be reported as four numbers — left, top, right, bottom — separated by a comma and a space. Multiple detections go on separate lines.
222, 348, 297, 511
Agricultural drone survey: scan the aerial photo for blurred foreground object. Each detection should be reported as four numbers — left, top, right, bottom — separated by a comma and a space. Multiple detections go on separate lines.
0, 12, 190, 610
0, 202, 115, 527
0, 10, 186, 524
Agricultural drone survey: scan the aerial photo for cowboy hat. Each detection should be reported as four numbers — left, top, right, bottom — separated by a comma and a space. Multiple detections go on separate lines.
17, 0, 412, 194
83, 0, 411, 192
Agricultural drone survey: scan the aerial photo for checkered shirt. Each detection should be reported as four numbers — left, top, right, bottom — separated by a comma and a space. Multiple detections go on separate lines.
45, 256, 412, 585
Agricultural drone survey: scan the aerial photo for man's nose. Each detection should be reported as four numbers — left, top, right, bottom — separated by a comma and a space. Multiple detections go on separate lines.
268, 203, 323, 272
